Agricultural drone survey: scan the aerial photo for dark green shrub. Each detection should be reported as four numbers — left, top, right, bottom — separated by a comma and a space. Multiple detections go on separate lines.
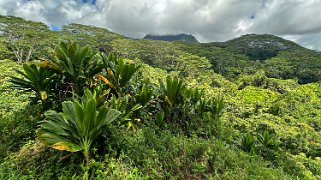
258, 130, 279, 148
240, 133, 256, 155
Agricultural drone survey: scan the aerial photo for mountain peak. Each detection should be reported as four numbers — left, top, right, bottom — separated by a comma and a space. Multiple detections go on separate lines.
143, 33, 199, 43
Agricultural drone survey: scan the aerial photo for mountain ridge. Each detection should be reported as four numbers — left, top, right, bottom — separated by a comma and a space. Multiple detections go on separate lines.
143, 33, 199, 43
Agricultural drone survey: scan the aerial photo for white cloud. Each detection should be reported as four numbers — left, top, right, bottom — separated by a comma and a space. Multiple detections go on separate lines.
0, 0, 320, 50
246, 0, 321, 35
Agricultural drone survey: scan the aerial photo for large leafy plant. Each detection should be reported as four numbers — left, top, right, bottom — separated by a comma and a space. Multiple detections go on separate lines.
36, 89, 121, 165
109, 95, 142, 131
135, 85, 154, 107
40, 42, 103, 95
10, 63, 56, 103
98, 53, 141, 94
198, 96, 224, 135
240, 133, 256, 155
160, 76, 185, 110
181, 87, 204, 117
206, 97, 224, 121
258, 130, 279, 148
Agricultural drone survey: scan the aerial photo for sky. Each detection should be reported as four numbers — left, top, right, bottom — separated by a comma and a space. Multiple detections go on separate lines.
0, 0, 321, 50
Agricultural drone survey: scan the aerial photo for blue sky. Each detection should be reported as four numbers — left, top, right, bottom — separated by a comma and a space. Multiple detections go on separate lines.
0, 0, 321, 50
81, 0, 96, 5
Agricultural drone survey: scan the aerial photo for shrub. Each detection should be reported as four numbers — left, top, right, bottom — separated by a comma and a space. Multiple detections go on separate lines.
36, 89, 121, 168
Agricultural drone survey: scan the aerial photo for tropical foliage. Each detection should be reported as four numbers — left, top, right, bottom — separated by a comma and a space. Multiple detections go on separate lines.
10, 63, 56, 103
37, 89, 120, 165
1, 15, 321, 179
99, 52, 141, 94
45, 41, 103, 95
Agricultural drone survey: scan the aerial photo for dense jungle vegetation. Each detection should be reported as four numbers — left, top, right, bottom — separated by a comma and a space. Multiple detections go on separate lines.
1, 15, 321, 179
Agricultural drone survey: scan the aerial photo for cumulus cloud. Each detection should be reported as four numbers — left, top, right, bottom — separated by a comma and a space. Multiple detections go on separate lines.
0, 0, 96, 25
0, 0, 321, 50
248, 1, 321, 35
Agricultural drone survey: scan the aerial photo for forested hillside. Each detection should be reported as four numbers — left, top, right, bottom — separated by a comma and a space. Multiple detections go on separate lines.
1, 15, 321, 179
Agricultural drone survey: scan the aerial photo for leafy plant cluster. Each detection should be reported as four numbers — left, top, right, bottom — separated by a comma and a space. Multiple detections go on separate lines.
3, 41, 225, 179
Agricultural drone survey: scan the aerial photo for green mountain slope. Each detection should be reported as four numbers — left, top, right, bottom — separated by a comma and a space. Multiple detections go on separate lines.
176, 34, 321, 83
215, 34, 307, 60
